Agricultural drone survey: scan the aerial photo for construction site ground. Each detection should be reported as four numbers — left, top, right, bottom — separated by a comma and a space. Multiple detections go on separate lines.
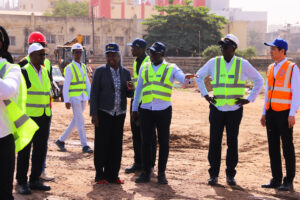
13, 89, 300, 200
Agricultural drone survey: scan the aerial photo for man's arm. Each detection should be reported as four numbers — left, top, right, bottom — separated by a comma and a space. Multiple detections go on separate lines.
0, 65, 21, 100
62, 66, 72, 104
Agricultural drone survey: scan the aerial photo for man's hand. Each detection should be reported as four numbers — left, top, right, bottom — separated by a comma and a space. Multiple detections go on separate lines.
260, 115, 266, 127
92, 115, 99, 127
204, 95, 216, 104
185, 73, 199, 80
127, 81, 134, 90
132, 111, 139, 122
288, 116, 295, 128
235, 98, 249, 106
65, 102, 71, 109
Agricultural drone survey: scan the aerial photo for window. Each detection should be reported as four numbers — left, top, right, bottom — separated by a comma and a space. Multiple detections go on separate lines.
9, 36, 16, 46
83, 35, 90, 45
46, 34, 56, 44
57, 35, 64, 43
115, 37, 124, 46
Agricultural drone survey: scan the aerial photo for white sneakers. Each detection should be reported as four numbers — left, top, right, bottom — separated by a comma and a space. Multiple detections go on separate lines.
40, 172, 55, 181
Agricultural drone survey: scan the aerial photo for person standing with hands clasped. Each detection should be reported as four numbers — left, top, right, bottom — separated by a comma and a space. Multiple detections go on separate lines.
133, 42, 196, 184
195, 34, 264, 186
55, 43, 92, 153
261, 38, 300, 191
90, 43, 134, 184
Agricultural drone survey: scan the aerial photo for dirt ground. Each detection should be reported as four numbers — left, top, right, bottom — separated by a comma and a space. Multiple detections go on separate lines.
13, 89, 300, 200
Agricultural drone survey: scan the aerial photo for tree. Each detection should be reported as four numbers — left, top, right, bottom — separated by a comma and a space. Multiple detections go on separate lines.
143, 0, 227, 56
236, 46, 257, 59
201, 45, 221, 59
44, 0, 89, 17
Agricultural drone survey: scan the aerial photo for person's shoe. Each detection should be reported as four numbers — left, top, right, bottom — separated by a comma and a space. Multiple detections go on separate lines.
135, 172, 150, 183
157, 172, 168, 184
125, 164, 141, 173
29, 180, 51, 191
110, 179, 125, 184
55, 140, 66, 152
18, 183, 31, 195
40, 172, 55, 182
261, 179, 281, 188
208, 177, 218, 186
226, 177, 236, 186
82, 146, 93, 153
96, 180, 108, 184
278, 183, 293, 191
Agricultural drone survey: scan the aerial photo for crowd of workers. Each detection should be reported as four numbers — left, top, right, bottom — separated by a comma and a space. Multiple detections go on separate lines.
0, 24, 299, 199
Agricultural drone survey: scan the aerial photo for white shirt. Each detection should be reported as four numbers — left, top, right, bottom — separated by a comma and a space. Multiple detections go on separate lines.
195, 56, 264, 112
262, 58, 300, 116
133, 59, 188, 111
30, 62, 43, 85
63, 61, 91, 103
0, 58, 21, 138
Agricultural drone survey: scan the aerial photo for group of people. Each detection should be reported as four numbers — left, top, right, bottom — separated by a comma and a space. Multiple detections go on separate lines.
0, 23, 299, 199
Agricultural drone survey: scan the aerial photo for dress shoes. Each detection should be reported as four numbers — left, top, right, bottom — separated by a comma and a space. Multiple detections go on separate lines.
125, 164, 141, 173
18, 183, 31, 195
55, 140, 66, 151
82, 146, 93, 153
226, 177, 236, 186
208, 177, 218, 186
157, 172, 168, 184
30, 180, 51, 191
261, 179, 281, 188
278, 183, 293, 191
135, 172, 150, 183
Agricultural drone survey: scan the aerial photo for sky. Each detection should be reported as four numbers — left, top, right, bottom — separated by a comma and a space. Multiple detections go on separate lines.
230, 0, 300, 25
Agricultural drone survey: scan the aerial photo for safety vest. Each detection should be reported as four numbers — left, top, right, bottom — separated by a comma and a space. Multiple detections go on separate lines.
64, 62, 88, 97
133, 56, 150, 88
266, 60, 294, 111
141, 62, 174, 103
25, 56, 51, 73
0, 62, 38, 152
211, 56, 245, 106
24, 63, 51, 117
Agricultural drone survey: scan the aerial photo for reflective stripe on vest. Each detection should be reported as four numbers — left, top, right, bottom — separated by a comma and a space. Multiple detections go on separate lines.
133, 56, 150, 88
24, 63, 51, 117
0, 62, 38, 152
211, 56, 245, 106
65, 62, 87, 97
141, 62, 174, 103
266, 61, 294, 111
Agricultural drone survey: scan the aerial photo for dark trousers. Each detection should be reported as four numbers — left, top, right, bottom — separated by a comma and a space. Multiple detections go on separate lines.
208, 104, 243, 178
130, 99, 157, 167
266, 108, 295, 184
94, 110, 126, 181
140, 106, 172, 174
0, 134, 15, 200
16, 114, 51, 184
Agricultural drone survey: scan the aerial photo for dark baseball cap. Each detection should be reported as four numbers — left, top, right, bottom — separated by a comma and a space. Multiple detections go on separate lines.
264, 38, 288, 51
105, 43, 120, 53
127, 38, 147, 49
148, 42, 166, 54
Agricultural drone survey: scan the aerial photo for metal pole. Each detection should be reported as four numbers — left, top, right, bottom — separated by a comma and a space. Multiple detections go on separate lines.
198, 30, 201, 54
91, 5, 95, 54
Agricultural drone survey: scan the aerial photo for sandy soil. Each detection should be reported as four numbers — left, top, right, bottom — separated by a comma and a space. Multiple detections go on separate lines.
13, 89, 300, 200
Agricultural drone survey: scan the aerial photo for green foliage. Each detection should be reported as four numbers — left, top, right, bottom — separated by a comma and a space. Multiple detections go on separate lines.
201, 45, 221, 59
44, 0, 89, 17
236, 46, 257, 59
143, 1, 227, 56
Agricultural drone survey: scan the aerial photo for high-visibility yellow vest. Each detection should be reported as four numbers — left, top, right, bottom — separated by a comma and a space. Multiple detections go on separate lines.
133, 56, 150, 88
211, 56, 245, 106
0, 62, 38, 152
24, 63, 51, 117
64, 62, 88, 97
25, 56, 51, 73
141, 62, 174, 103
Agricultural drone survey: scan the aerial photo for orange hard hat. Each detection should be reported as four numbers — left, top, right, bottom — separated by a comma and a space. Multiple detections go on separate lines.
28, 32, 47, 44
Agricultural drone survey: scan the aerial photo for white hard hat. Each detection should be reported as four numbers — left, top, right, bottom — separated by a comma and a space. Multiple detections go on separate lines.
28, 43, 44, 55
219, 34, 239, 47
71, 43, 83, 51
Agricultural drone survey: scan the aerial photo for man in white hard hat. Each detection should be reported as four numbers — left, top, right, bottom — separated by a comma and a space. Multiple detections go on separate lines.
195, 34, 264, 186
55, 43, 92, 153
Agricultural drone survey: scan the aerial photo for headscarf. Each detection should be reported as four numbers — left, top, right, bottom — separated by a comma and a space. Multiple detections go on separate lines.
0, 26, 13, 63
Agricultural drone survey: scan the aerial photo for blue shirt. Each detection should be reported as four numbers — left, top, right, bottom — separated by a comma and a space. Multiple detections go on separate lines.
132, 60, 187, 111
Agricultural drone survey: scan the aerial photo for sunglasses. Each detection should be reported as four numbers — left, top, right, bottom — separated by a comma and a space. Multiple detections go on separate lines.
73, 50, 82, 54
38, 53, 47, 56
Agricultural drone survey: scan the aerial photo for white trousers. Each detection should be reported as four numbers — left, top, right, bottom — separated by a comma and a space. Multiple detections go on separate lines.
59, 99, 87, 147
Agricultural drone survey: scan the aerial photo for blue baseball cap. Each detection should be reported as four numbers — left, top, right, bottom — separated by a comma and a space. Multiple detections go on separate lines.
148, 42, 166, 54
105, 43, 120, 53
264, 38, 288, 51
127, 38, 147, 49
